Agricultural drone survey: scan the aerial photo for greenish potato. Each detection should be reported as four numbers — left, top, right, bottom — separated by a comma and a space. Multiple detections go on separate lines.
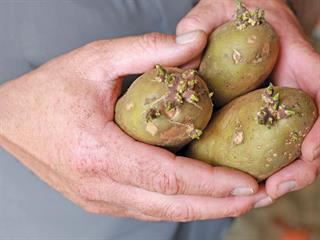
115, 65, 213, 151
199, 4, 279, 107
187, 85, 318, 181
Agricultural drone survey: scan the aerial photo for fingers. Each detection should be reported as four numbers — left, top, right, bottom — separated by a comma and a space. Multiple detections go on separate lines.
80, 179, 269, 222
85, 31, 207, 78
265, 159, 320, 199
267, 116, 320, 199
302, 117, 320, 162
72, 122, 259, 198
65, 177, 162, 221
175, 0, 231, 69
176, 0, 231, 35
102, 122, 259, 197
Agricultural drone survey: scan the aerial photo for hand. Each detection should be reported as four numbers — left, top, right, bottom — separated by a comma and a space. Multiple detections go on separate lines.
0, 31, 269, 221
177, 0, 320, 200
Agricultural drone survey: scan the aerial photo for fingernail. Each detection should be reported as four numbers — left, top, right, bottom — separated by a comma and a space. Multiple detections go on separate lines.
277, 180, 297, 197
176, 30, 202, 44
254, 196, 273, 208
231, 187, 255, 196
313, 146, 320, 161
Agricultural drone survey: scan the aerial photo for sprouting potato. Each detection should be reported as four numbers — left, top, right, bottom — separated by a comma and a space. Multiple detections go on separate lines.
199, 1, 279, 107
187, 84, 318, 181
115, 65, 213, 151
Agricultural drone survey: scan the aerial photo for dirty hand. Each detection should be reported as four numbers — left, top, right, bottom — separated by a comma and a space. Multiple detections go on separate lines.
177, 0, 320, 200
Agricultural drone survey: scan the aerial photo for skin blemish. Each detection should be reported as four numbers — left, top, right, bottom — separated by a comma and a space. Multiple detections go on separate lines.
126, 102, 134, 111
252, 53, 263, 64
247, 35, 257, 44
266, 157, 273, 163
160, 126, 186, 140
233, 121, 244, 145
165, 107, 181, 120
233, 130, 244, 145
145, 122, 158, 136
261, 43, 271, 57
232, 48, 242, 64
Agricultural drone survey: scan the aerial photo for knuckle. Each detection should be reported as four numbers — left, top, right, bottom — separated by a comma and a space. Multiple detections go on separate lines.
84, 40, 111, 53
177, 15, 203, 32
199, 181, 219, 196
78, 40, 116, 76
152, 170, 181, 195
132, 157, 183, 195
164, 202, 196, 222
303, 165, 318, 185
138, 32, 170, 52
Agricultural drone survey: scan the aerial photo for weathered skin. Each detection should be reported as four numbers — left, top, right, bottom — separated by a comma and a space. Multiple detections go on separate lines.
187, 86, 318, 181
115, 65, 213, 151
199, 5, 279, 107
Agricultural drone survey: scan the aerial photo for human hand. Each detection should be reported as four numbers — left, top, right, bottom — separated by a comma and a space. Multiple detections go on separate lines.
177, 0, 320, 200
0, 31, 270, 221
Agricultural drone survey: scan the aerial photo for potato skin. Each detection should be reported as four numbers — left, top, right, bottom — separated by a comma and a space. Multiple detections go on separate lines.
115, 66, 213, 151
187, 87, 317, 181
199, 21, 279, 107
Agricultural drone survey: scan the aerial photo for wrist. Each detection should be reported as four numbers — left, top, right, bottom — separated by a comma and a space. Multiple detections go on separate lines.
0, 81, 14, 152
0, 81, 11, 139
0, 78, 28, 144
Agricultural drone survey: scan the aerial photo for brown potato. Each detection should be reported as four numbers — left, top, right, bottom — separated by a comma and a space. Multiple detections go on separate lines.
199, 3, 279, 107
115, 65, 213, 151
187, 85, 318, 181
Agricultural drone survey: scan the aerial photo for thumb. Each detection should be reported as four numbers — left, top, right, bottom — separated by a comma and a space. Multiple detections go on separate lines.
175, 0, 231, 69
302, 109, 320, 163
176, 0, 232, 35
93, 31, 207, 77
